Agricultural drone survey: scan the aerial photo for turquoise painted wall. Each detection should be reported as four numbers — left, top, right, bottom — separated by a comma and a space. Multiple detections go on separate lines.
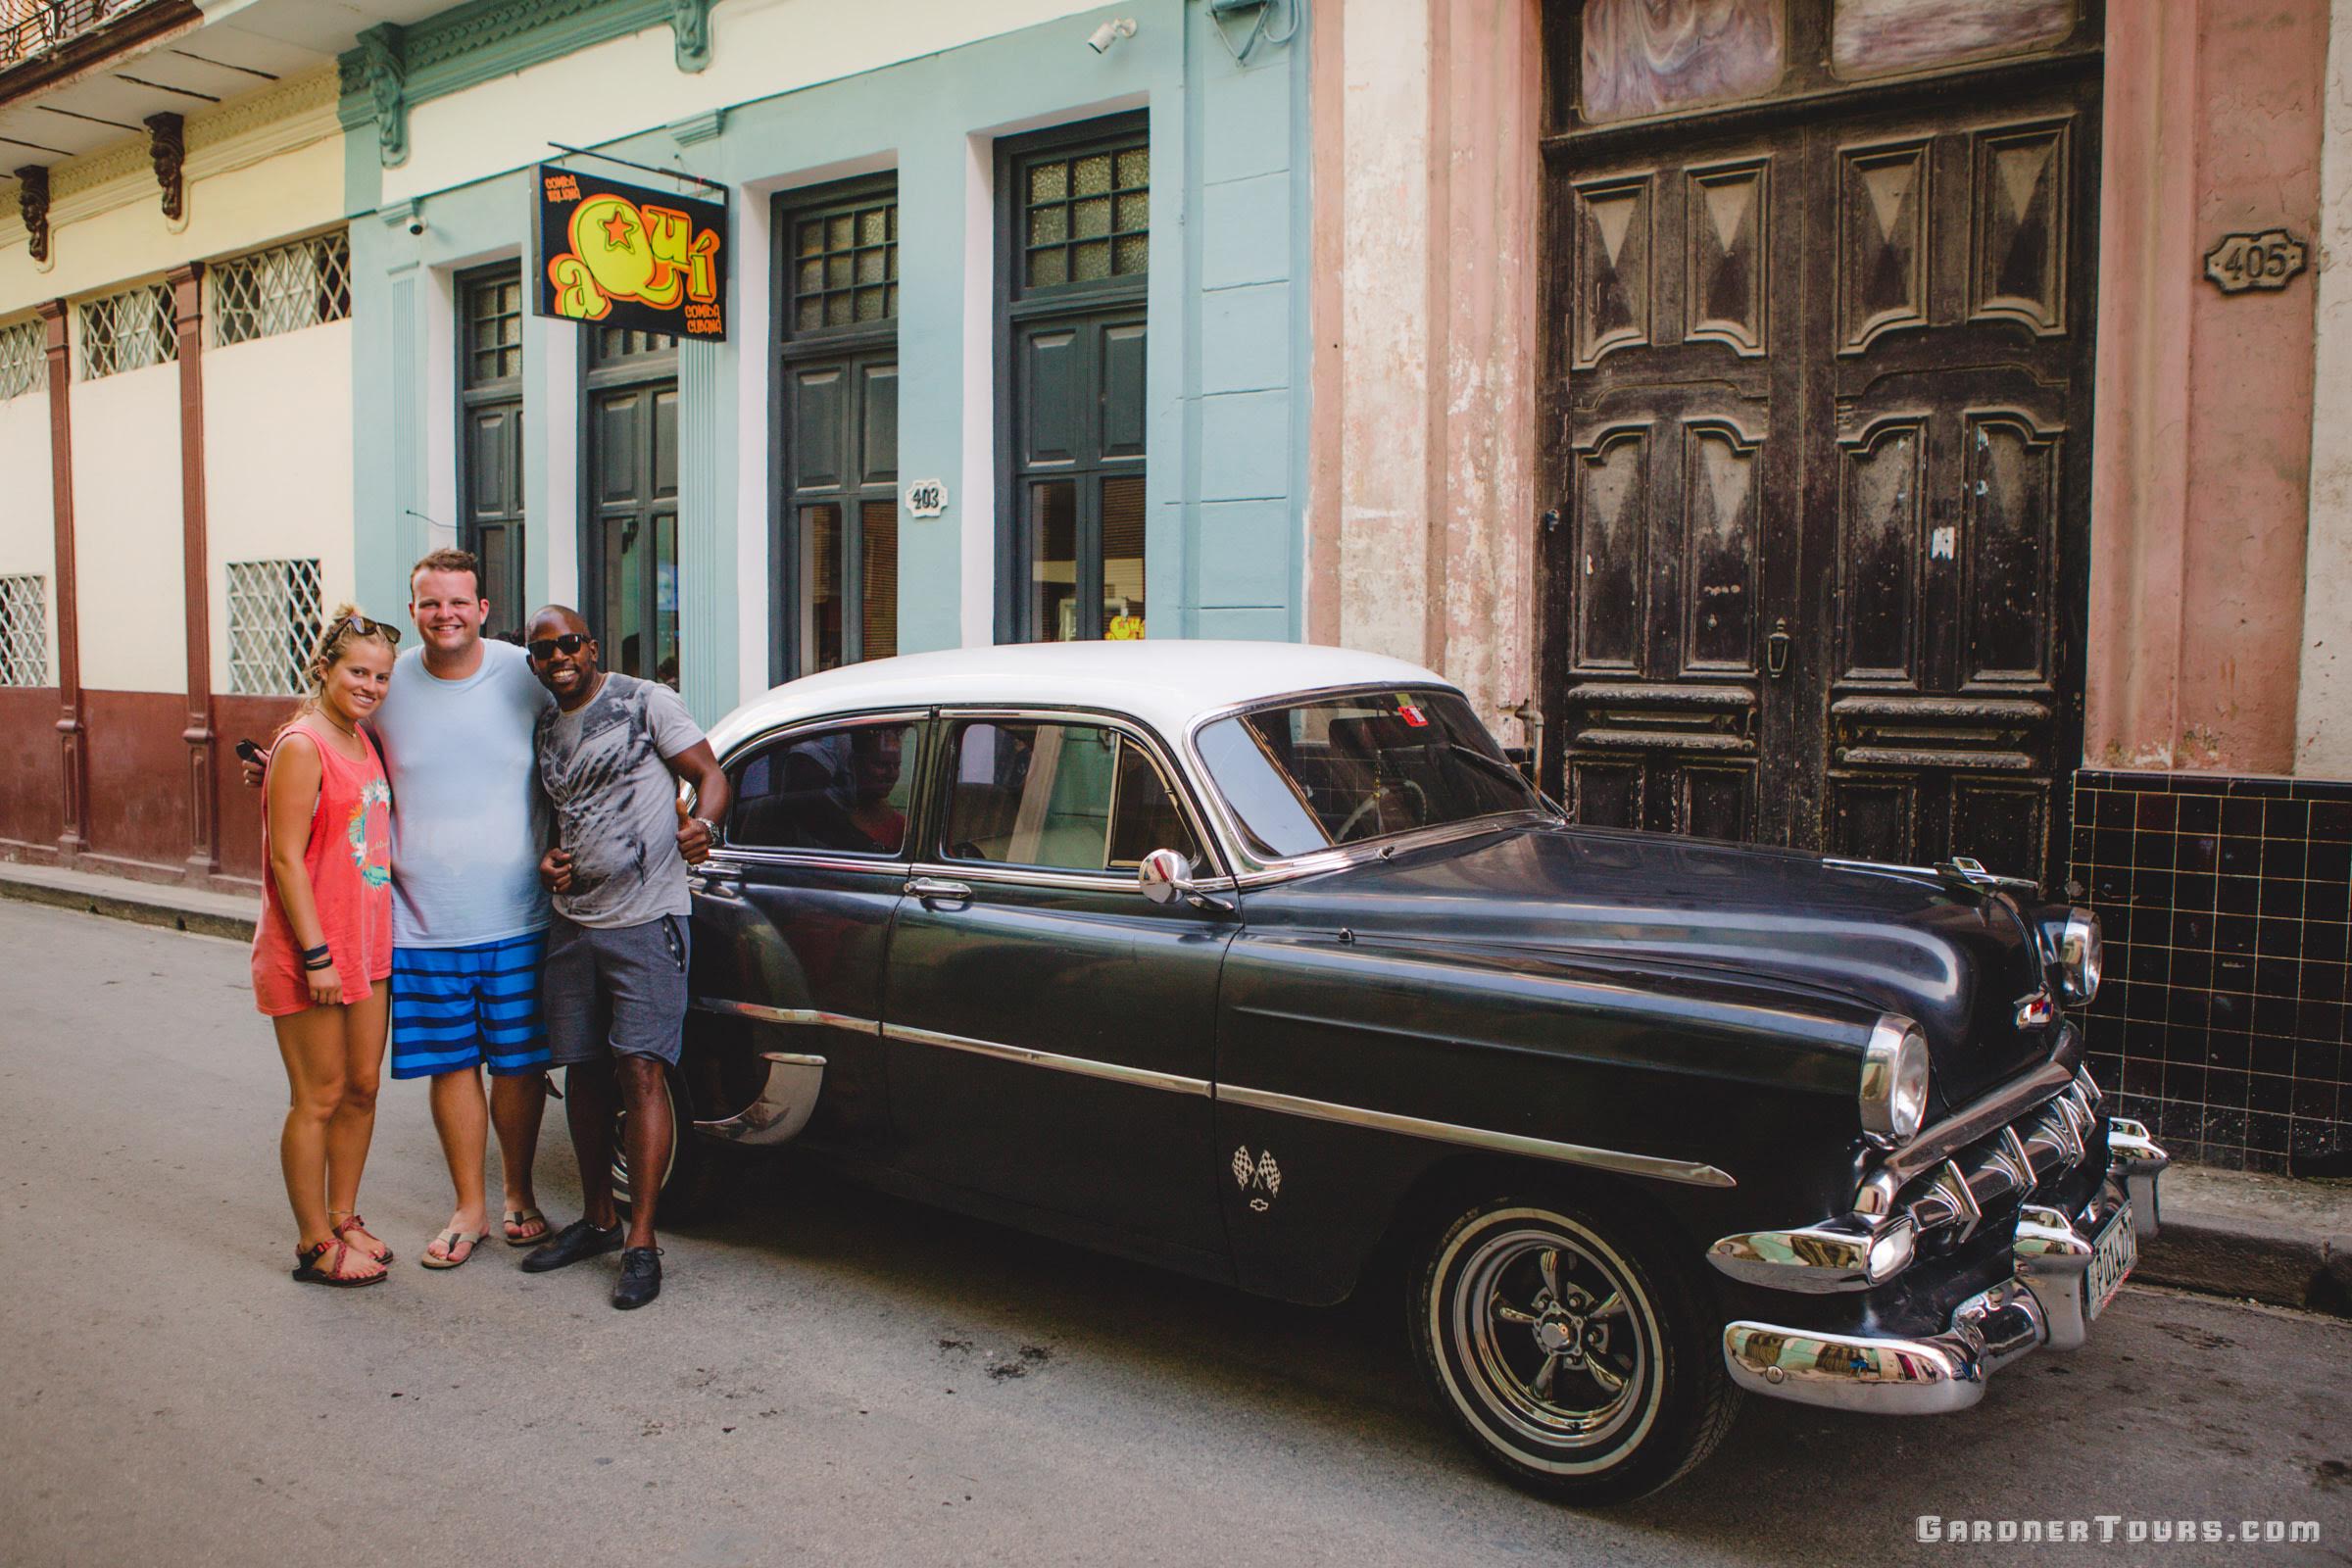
344, 0, 1311, 726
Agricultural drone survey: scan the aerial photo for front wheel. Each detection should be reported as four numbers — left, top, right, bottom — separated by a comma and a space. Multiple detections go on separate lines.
610, 1064, 720, 1223
1410, 1193, 1738, 1504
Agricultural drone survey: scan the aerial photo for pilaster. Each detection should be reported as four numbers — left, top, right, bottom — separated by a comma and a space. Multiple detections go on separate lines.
168, 264, 216, 877
37, 299, 84, 857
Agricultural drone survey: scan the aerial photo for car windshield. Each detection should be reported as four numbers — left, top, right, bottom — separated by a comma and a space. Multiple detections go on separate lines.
1196, 688, 1546, 858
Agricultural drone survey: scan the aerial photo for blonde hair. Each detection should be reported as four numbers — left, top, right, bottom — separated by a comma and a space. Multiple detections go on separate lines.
299, 603, 400, 709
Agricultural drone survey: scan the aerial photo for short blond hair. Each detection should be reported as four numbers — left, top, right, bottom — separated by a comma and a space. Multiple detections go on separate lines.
410, 547, 482, 599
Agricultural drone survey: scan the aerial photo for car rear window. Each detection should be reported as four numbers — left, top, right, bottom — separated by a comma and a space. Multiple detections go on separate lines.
1198, 689, 1542, 858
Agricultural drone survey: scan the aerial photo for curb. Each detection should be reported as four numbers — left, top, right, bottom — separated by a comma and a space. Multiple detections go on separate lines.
0, 868, 256, 943
2138, 1215, 2352, 1318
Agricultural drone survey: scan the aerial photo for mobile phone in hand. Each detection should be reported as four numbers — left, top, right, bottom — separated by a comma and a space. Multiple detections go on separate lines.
234, 738, 265, 766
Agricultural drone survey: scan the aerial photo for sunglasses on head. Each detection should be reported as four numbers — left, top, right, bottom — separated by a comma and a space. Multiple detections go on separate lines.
527, 632, 590, 662
344, 614, 402, 645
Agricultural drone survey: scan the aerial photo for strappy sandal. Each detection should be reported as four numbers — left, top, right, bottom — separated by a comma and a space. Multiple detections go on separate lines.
419, 1227, 489, 1270
503, 1207, 549, 1247
329, 1210, 393, 1266
293, 1237, 387, 1288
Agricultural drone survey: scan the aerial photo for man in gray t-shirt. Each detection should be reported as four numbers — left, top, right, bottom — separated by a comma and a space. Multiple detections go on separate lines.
516, 605, 729, 1310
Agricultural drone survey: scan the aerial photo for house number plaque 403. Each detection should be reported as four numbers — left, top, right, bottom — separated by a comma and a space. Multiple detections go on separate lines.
2204, 229, 2308, 294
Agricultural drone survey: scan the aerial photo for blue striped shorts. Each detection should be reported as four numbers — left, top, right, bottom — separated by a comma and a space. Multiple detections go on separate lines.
388, 931, 550, 1081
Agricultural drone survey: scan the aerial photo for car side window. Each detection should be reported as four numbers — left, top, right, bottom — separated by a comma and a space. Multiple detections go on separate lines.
944, 720, 1202, 873
727, 721, 919, 857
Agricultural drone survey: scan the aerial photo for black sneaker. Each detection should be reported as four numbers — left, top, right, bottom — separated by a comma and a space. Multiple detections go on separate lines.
612, 1247, 662, 1309
519, 1217, 623, 1274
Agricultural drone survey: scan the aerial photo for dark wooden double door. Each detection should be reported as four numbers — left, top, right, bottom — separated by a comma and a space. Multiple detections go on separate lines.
1542, 74, 2097, 883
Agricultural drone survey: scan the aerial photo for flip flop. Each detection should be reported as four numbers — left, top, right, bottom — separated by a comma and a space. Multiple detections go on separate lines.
418, 1227, 488, 1270
503, 1207, 549, 1247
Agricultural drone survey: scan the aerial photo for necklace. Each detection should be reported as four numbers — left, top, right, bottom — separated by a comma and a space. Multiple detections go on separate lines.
316, 707, 359, 739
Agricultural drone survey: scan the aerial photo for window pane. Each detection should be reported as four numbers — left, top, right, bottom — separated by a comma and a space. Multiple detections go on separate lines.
729, 722, 917, 855
654, 509, 679, 689
802, 502, 844, 672
1028, 249, 1068, 289
859, 496, 898, 662
1581, 0, 1784, 124
1029, 480, 1078, 642
945, 721, 1117, 871
1074, 154, 1112, 197
1030, 163, 1067, 204
1102, 474, 1146, 639
1107, 737, 1201, 868
1832, 0, 2072, 77
1073, 240, 1112, 281
604, 516, 644, 677
1074, 196, 1112, 239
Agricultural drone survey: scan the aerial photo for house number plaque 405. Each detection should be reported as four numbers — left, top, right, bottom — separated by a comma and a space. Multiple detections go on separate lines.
2204, 229, 2308, 294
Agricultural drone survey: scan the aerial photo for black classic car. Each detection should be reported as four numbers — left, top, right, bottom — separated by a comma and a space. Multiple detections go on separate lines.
651, 641, 2166, 1503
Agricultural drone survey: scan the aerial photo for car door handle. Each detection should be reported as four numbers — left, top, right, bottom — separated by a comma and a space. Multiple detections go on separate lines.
905, 877, 973, 904
691, 865, 743, 901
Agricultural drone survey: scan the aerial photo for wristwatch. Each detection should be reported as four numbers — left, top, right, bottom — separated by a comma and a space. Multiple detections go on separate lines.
692, 814, 723, 849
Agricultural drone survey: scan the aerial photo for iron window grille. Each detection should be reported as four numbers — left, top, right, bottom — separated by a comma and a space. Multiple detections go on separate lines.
0, 317, 44, 401
1017, 136, 1149, 295
78, 282, 175, 379
0, 574, 46, 686
789, 198, 898, 335
226, 558, 323, 696
210, 232, 352, 348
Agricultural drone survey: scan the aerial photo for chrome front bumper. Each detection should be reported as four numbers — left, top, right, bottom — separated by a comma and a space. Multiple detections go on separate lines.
1721, 1116, 2168, 1414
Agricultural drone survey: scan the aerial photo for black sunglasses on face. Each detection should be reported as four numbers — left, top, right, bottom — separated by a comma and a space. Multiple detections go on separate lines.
527, 633, 590, 662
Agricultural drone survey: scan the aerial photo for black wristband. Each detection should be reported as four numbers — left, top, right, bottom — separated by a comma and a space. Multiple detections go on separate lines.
300, 942, 330, 963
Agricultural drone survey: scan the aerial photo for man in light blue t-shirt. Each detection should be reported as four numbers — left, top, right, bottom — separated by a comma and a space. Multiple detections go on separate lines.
255, 551, 559, 1267
369, 550, 559, 1268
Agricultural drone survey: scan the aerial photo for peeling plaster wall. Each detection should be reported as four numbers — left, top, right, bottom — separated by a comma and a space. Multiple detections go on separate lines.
2087, 0, 2328, 775
1321, 0, 1540, 736
2298, 1, 2352, 777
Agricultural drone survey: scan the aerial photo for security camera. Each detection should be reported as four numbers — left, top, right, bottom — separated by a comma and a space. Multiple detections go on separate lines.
1087, 17, 1136, 52
406, 218, 424, 236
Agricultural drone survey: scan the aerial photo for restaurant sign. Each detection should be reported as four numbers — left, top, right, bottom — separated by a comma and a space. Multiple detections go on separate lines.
531, 165, 728, 339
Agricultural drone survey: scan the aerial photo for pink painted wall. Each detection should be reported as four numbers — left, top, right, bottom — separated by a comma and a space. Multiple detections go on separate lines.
2087, 0, 2328, 773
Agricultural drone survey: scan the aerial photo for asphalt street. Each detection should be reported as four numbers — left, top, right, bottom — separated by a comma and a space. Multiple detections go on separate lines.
2, 900, 2347, 1568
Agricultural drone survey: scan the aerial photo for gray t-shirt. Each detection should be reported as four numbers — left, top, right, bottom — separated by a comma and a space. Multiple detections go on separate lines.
371, 639, 554, 948
535, 672, 707, 929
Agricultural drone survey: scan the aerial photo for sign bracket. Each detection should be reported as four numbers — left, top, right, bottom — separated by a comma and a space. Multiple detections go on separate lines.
545, 141, 728, 197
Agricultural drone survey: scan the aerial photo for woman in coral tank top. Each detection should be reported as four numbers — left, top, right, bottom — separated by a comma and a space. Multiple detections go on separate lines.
253, 607, 400, 1287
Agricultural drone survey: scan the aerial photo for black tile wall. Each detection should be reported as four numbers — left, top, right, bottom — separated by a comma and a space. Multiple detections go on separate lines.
2072, 769, 2352, 1172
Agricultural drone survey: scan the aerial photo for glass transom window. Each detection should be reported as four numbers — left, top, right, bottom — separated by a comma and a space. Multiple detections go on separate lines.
1022, 141, 1149, 291
792, 200, 899, 333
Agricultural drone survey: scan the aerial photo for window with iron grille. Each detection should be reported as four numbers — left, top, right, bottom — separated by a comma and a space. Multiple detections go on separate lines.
226, 559, 323, 696
0, 317, 44, 401
788, 196, 897, 335
78, 282, 175, 379
210, 231, 352, 348
0, 574, 46, 686
1016, 131, 1149, 295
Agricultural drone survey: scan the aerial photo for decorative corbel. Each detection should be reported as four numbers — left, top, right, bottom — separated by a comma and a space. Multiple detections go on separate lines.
669, 0, 713, 73
358, 23, 409, 168
146, 112, 185, 222
15, 166, 50, 264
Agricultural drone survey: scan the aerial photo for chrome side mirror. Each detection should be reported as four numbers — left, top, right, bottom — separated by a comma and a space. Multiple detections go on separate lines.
1138, 847, 1194, 905
1138, 847, 1233, 913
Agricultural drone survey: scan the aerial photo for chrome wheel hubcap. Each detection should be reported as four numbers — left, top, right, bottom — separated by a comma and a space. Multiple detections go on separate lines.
1451, 1226, 1651, 1450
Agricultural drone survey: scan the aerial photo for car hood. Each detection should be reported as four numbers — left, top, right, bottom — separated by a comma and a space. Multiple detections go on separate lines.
1241, 821, 2051, 1109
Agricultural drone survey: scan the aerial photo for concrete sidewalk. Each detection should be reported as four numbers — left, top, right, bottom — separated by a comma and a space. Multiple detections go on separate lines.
4, 856, 2346, 1317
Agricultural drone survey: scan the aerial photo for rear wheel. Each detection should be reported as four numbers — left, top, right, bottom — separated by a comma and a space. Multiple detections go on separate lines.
1410, 1192, 1738, 1504
610, 1064, 721, 1223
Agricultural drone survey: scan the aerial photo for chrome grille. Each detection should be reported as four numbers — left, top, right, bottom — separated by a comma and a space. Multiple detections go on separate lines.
1898, 1069, 2102, 1245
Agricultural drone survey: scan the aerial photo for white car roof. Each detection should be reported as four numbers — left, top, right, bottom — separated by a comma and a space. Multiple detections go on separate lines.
707, 640, 1455, 756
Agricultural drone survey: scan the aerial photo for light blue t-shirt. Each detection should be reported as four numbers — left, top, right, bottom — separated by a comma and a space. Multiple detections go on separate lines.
371, 639, 555, 949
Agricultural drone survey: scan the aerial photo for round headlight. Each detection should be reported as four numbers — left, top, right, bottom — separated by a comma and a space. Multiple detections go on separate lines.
2055, 907, 2102, 1005
1860, 1014, 1932, 1148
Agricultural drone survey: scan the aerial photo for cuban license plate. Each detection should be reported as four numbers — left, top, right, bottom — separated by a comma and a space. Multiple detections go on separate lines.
2086, 1201, 2136, 1319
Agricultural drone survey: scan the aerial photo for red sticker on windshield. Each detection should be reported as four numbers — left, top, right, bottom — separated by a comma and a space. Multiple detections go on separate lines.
1396, 694, 1428, 727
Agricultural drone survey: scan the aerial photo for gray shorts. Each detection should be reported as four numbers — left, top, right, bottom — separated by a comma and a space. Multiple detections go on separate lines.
543, 912, 690, 1068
